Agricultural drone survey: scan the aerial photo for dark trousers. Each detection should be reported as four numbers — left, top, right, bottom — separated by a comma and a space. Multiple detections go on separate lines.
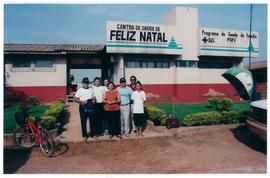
107, 110, 121, 136
79, 105, 93, 138
102, 112, 109, 132
93, 103, 104, 136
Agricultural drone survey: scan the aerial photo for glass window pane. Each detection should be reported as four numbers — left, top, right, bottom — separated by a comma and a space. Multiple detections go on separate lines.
179, 61, 187, 67
126, 61, 140, 68
134, 61, 141, 68
126, 61, 135, 68
141, 61, 147, 68
187, 61, 198, 68
148, 61, 155, 68
12, 59, 31, 67
36, 59, 53, 68
156, 62, 163, 68
163, 62, 169, 68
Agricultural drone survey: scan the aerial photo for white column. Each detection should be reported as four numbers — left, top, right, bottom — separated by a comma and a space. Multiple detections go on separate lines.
113, 54, 124, 85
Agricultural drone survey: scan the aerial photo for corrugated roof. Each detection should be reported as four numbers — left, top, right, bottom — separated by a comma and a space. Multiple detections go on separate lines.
4, 44, 105, 53
244, 60, 267, 70
56, 44, 104, 52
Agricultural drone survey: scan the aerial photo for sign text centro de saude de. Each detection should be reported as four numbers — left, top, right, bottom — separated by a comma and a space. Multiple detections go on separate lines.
106, 21, 183, 55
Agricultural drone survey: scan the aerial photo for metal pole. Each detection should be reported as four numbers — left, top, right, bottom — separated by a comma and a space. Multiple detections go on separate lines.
248, 4, 253, 70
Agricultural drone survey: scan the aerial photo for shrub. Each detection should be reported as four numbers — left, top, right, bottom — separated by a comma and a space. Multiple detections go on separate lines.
208, 97, 219, 108
41, 115, 57, 128
208, 97, 233, 111
220, 111, 239, 124
238, 110, 249, 123
183, 110, 246, 126
220, 98, 233, 111
183, 111, 223, 126
15, 96, 41, 113
145, 105, 171, 126
41, 100, 65, 128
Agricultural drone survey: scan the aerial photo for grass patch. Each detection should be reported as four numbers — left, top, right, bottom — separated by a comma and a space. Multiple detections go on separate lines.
152, 102, 250, 122
4, 105, 50, 133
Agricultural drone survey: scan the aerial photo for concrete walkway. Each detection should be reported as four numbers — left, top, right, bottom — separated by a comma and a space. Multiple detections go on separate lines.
59, 103, 172, 143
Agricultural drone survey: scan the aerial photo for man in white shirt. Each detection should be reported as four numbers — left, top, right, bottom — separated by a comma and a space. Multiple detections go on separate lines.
74, 77, 94, 142
92, 77, 106, 138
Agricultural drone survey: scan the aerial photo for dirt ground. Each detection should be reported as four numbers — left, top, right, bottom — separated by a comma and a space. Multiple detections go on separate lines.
4, 124, 266, 174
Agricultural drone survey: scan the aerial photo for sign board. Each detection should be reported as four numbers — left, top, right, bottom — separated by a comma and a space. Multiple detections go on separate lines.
200, 28, 259, 57
106, 21, 183, 55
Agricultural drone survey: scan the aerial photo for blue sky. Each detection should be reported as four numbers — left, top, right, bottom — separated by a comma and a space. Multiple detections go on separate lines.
4, 4, 267, 61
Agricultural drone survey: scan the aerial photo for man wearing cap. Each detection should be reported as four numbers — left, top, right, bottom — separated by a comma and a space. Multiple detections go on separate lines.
117, 78, 133, 137
74, 77, 94, 142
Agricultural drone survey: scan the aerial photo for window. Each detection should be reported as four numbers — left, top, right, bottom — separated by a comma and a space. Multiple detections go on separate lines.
198, 61, 234, 69
176, 60, 198, 68
11, 58, 55, 72
12, 59, 31, 68
148, 61, 155, 68
126, 61, 140, 68
35, 59, 53, 68
126, 60, 170, 68
141, 61, 148, 68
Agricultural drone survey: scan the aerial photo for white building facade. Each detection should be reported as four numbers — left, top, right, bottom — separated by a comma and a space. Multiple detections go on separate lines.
4, 7, 259, 103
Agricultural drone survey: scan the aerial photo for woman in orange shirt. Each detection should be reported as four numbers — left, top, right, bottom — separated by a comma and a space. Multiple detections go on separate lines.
103, 82, 122, 139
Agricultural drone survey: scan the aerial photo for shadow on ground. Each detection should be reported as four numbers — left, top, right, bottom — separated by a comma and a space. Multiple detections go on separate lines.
231, 125, 267, 154
58, 107, 70, 135
4, 148, 32, 174
52, 141, 69, 157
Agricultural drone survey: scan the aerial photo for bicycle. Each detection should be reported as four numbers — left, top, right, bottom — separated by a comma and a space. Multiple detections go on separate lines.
13, 112, 54, 157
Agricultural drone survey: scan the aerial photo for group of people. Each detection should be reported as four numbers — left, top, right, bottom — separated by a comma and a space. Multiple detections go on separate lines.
74, 76, 146, 142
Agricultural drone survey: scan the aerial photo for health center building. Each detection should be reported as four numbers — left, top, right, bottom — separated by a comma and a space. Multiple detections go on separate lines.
4, 7, 259, 103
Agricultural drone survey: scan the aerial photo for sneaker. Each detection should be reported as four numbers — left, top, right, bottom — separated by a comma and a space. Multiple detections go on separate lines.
93, 136, 99, 140
109, 135, 113, 139
140, 133, 144, 137
83, 137, 87, 142
125, 133, 130, 137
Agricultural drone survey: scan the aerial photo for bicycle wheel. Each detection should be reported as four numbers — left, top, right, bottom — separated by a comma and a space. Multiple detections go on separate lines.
39, 129, 54, 157
13, 124, 37, 148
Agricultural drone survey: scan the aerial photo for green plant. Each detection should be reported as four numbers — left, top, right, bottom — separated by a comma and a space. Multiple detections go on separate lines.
145, 105, 171, 126
183, 109, 247, 126
220, 111, 239, 124
208, 97, 233, 111
238, 110, 249, 123
41, 115, 57, 128
15, 96, 40, 113
208, 97, 218, 107
41, 100, 65, 128
220, 98, 233, 111
183, 111, 223, 126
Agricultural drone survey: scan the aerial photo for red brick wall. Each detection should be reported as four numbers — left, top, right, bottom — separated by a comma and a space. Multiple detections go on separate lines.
6, 86, 66, 104
142, 83, 240, 103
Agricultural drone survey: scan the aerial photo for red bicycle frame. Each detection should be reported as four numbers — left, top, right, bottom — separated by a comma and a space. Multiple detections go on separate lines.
26, 119, 48, 145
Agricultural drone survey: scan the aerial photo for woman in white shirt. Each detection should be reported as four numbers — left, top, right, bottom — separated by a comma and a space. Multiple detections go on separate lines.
131, 81, 146, 137
74, 77, 94, 142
